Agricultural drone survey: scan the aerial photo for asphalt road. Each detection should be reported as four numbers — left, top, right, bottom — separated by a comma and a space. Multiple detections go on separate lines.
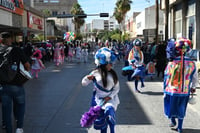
1, 56, 200, 133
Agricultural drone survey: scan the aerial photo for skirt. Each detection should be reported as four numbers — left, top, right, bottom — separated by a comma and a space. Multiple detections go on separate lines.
131, 66, 145, 78
164, 94, 189, 119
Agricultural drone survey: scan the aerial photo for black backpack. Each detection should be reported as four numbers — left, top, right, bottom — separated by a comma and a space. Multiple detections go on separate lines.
0, 45, 18, 83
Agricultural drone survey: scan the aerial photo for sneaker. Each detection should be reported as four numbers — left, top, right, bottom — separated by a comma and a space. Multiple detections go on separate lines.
177, 128, 182, 133
141, 84, 145, 88
16, 128, 24, 133
135, 90, 141, 93
169, 123, 176, 127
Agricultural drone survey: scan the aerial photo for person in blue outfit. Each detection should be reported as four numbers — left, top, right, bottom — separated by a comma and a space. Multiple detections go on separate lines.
128, 39, 145, 93
82, 47, 120, 133
164, 38, 198, 133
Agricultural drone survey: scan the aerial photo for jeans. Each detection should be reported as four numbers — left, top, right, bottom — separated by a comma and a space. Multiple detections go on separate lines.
1, 84, 25, 133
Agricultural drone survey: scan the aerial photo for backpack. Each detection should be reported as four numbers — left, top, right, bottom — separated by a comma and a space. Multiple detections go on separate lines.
0, 45, 18, 83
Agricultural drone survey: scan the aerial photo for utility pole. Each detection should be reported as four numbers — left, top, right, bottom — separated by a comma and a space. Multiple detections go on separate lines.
155, 0, 159, 44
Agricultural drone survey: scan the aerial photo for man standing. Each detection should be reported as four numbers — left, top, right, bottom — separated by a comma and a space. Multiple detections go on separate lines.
0, 32, 30, 133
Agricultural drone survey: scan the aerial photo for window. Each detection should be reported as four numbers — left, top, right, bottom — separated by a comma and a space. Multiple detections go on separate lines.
175, 9, 182, 38
52, 11, 58, 16
186, 3, 195, 43
50, 0, 59, 3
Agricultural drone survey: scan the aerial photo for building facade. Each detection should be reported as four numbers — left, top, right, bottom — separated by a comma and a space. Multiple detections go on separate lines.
33, 0, 77, 38
135, 5, 165, 42
0, 0, 43, 43
161, 0, 199, 49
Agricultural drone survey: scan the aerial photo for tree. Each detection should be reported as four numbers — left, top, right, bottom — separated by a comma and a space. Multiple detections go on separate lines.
70, 3, 85, 34
42, 9, 51, 17
113, 0, 132, 42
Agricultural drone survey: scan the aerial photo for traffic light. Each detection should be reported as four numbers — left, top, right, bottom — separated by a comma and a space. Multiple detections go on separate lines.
57, 14, 73, 18
77, 14, 87, 18
100, 13, 109, 17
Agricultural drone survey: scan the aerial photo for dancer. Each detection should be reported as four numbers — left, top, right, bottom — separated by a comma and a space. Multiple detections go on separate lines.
82, 47, 120, 133
81, 46, 88, 63
31, 45, 45, 78
128, 38, 145, 93
164, 38, 198, 133
54, 43, 62, 66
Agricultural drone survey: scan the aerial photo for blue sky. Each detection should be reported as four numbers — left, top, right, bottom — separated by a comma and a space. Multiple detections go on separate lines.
78, 0, 155, 23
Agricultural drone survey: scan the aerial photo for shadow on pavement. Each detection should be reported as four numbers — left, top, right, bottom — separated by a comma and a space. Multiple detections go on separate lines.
116, 68, 152, 125
171, 128, 200, 133
140, 91, 163, 96
182, 129, 200, 133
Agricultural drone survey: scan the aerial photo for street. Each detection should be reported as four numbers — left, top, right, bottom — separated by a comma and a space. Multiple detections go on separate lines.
1, 56, 200, 133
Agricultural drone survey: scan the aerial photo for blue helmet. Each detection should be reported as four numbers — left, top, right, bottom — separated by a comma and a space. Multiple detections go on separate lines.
166, 38, 176, 60
94, 47, 116, 66
133, 38, 142, 46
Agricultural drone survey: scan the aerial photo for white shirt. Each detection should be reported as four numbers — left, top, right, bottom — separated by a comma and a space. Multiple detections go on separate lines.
82, 69, 120, 110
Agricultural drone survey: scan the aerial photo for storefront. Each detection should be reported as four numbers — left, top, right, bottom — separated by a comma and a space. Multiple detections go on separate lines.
0, 0, 24, 41
22, 6, 44, 42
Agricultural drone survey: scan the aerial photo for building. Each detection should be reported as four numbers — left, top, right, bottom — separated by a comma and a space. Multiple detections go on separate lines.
33, 0, 77, 39
126, 12, 140, 39
161, 0, 199, 49
135, 5, 165, 42
108, 16, 119, 31
0, 0, 44, 43
24, 0, 34, 7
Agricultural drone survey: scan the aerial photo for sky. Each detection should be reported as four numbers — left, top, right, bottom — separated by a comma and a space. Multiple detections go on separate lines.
78, 0, 155, 23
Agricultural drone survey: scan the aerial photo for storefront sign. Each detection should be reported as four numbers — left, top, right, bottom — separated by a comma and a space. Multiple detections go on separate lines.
0, 0, 24, 15
28, 12, 43, 30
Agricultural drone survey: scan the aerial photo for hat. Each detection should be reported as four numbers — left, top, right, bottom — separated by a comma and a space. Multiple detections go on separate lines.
0, 32, 11, 39
133, 38, 142, 46
175, 37, 191, 54
166, 38, 176, 60
166, 38, 192, 60
94, 47, 116, 66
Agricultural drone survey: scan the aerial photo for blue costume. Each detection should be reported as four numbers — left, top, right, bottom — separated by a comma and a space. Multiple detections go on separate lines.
128, 39, 145, 92
164, 38, 198, 133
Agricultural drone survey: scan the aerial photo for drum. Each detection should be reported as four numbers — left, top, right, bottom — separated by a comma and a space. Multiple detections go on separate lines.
11, 63, 32, 85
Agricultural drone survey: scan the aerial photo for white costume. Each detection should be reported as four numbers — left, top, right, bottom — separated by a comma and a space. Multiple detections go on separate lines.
82, 69, 120, 110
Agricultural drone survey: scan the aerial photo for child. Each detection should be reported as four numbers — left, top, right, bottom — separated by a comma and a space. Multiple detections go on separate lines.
31, 46, 45, 78
81, 47, 120, 133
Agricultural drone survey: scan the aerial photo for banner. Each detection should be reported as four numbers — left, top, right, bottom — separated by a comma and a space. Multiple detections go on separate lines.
0, 0, 24, 15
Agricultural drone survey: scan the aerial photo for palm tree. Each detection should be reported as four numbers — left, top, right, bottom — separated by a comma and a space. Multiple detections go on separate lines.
113, 0, 132, 42
70, 3, 85, 34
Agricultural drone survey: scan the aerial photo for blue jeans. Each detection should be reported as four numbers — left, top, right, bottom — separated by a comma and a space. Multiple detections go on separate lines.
1, 85, 25, 133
